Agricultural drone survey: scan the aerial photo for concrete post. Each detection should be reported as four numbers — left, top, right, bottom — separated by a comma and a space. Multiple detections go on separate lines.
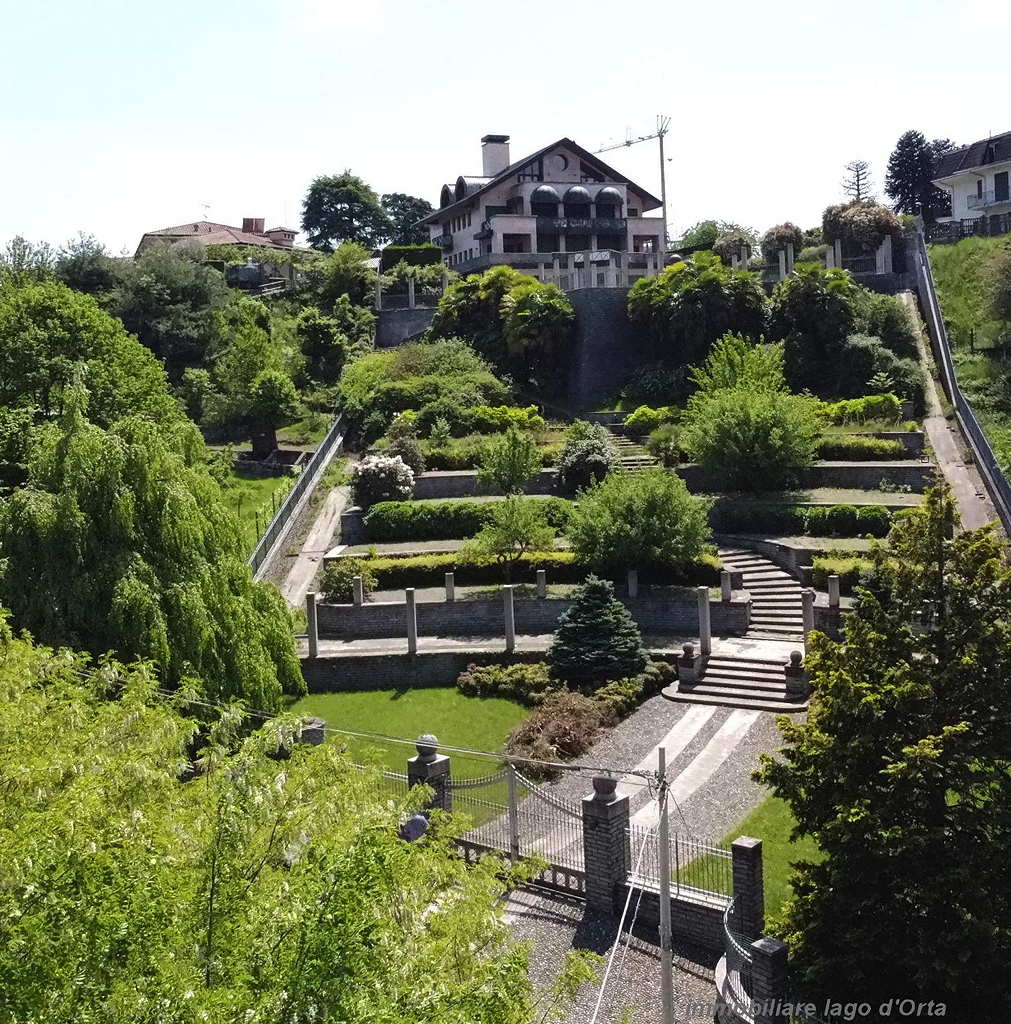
801, 588, 815, 646
536, 569, 547, 599
731, 836, 765, 939
786, 241, 795, 274
721, 570, 732, 603
374, 271, 382, 311
581, 776, 631, 914
583, 250, 592, 289
407, 733, 452, 812
445, 572, 455, 603
627, 569, 639, 599
407, 277, 416, 309
552, 255, 560, 288
833, 238, 843, 269
696, 586, 712, 656
750, 937, 789, 1023
441, 267, 449, 294
827, 574, 840, 608
352, 575, 364, 607
503, 584, 515, 653
305, 591, 318, 659
406, 588, 418, 654
777, 249, 787, 281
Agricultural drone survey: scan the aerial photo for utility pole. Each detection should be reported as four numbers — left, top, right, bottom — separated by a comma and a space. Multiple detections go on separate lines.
656, 746, 676, 1024
595, 115, 672, 248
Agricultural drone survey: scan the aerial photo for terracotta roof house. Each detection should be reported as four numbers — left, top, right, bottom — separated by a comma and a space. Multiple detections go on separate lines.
135, 217, 298, 257
419, 135, 666, 279
933, 132, 1011, 223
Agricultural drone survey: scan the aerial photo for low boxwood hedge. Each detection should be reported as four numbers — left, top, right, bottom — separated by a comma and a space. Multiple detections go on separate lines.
363, 497, 574, 542
711, 499, 893, 538
817, 435, 906, 460
357, 549, 722, 590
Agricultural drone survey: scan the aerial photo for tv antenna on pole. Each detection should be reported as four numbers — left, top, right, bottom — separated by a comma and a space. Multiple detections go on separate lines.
199, 200, 211, 220
595, 114, 672, 247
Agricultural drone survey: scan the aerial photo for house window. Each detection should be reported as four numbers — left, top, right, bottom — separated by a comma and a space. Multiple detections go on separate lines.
517, 159, 544, 183
502, 234, 532, 253
977, 179, 984, 199
633, 235, 657, 253
628, 208, 640, 218
996, 171, 1009, 202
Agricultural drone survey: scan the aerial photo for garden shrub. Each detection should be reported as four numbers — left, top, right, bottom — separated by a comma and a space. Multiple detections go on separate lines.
456, 662, 554, 705
592, 661, 676, 723
823, 393, 902, 425
810, 555, 876, 593
422, 436, 561, 471
462, 496, 557, 582
567, 469, 712, 573
761, 222, 804, 259
556, 421, 616, 494
710, 500, 893, 538
363, 497, 573, 542
319, 557, 377, 603
477, 426, 542, 494
505, 690, 604, 779
856, 505, 892, 534
823, 200, 901, 252
822, 504, 859, 536
797, 244, 828, 263
624, 405, 678, 438
363, 550, 584, 590
385, 434, 426, 475
350, 455, 414, 509
646, 423, 683, 467
468, 405, 546, 434
548, 576, 648, 685
817, 435, 906, 460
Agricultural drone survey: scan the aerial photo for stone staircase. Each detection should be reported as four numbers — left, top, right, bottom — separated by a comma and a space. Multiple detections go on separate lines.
606, 428, 658, 472
666, 653, 808, 712
719, 548, 804, 641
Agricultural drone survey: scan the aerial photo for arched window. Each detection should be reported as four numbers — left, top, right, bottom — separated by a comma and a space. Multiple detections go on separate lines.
530, 184, 561, 218
563, 185, 591, 219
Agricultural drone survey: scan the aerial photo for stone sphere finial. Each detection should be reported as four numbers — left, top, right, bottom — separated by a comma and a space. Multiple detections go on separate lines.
415, 733, 439, 762
592, 774, 618, 800
682, 642, 695, 659
790, 650, 803, 667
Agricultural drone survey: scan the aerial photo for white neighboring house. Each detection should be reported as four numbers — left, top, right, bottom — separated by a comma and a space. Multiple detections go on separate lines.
933, 132, 1011, 223
418, 134, 666, 280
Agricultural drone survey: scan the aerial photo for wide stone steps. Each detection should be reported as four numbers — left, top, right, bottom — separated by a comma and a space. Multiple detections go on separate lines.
664, 648, 808, 711
719, 546, 805, 642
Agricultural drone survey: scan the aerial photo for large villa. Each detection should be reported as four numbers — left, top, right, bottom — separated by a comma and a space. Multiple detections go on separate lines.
420, 134, 666, 279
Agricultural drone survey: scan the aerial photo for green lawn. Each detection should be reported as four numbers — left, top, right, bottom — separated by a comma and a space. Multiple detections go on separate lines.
216, 468, 293, 551
721, 794, 822, 920
285, 686, 527, 782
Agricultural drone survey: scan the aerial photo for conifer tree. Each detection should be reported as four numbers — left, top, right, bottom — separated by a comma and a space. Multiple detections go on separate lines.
548, 575, 647, 685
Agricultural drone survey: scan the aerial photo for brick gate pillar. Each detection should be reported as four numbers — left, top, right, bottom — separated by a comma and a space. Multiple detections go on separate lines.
581, 775, 631, 914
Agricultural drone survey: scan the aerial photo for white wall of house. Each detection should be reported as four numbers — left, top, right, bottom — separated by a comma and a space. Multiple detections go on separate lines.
937, 160, 1011, 221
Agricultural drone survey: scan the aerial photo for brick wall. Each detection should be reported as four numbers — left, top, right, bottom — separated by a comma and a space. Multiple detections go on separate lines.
679, 461, 934, 493
616, 881, 727, 952
315, 592, 750, 639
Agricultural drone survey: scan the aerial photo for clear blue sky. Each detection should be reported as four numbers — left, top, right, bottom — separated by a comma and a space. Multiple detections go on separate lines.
2, 0, 1008, 254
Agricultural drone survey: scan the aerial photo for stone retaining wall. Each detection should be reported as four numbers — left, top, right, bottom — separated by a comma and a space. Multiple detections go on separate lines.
315, 592, 750, 640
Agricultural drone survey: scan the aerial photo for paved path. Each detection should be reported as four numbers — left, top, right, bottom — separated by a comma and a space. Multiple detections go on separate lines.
902, 291, 996, 531
280, 484, 349, 608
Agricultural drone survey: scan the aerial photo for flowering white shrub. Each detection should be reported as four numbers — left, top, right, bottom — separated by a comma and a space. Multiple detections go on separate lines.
351, 455, 415, 509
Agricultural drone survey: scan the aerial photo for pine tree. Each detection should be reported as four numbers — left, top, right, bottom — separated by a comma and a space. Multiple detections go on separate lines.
885, 131, 956, 222
548, 575, 647, 685
841, 160, 874, 202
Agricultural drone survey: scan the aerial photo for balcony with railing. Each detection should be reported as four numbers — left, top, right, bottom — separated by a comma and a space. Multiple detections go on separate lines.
967, 189, 1011, 210
535, 215, 628, 234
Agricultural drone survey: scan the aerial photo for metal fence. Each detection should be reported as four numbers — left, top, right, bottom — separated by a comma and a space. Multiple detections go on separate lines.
722, 897, 755, 1020
914, 230, 1011, 534
247, 414, 345, 578
628, 824, 733, 899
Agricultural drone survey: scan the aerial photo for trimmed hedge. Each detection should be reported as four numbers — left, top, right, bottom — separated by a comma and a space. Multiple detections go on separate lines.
818, 435, 906, 460
357, 549, 722, 590
711, 499, 893, 538
421, 438, 562, 471
364, 497, 574, 542
823, 393, 901, 425
810, 555, 875, 593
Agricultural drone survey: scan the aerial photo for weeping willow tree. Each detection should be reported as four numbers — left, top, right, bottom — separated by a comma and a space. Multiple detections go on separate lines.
0, 380, 303, 711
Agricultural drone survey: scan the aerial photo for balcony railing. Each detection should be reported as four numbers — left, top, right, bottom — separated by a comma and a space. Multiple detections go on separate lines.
536, 216, 627, 234
967, 190, 1011, 210
434, 233, 453, 249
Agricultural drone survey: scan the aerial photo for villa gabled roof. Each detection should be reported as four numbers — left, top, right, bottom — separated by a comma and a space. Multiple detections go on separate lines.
934, 131, 1011, 179
419, 137, 663, 225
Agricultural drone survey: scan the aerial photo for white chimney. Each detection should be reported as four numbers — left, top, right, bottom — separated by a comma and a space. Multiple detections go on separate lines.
481, 134, 510, 177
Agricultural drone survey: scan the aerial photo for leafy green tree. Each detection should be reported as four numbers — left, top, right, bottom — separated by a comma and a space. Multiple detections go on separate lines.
464, 496, 556, 582
760, 222, 804, 260
548, 575, 647, 684
627, 251, 767, 370
246, 368, 300, 458
0, 637, 597, 1022
822, 200, 901, 253
500, 279, 575, 388
109, 241, 232, 371
683, 386, 823, 491
768, 262, 859, 394
0, 382, 303, 710
556, 421, 616, 495
678, 220, 756, 252
301, 171, 392, 251
885, 130, 955, 222
567, 468, 711, 572
757, 485, 1011, 1017
0, 276, 181, 427
689, 332, 786, 393
310, 240, 377, 308
988, 244, 1011, 326
381, 191, 435, 245
54, 232, 120, 296
478, 425, 542, 494
295, 306, 350, 382
0, 235, 54, 284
